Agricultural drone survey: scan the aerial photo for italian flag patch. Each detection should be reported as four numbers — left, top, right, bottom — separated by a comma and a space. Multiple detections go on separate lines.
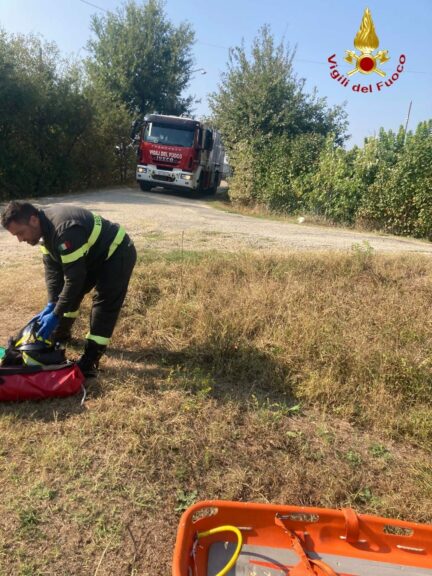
59, 241, 72, 252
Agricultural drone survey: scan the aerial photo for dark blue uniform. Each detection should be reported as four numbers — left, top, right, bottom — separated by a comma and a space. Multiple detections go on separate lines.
39, 205, 136, 345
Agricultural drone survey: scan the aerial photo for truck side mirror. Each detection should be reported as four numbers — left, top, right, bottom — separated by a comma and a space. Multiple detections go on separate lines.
197, 127, 203, 149
204, 129, 214, 151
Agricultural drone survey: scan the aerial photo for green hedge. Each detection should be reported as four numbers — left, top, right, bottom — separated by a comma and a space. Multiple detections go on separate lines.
227, 120, 432, 239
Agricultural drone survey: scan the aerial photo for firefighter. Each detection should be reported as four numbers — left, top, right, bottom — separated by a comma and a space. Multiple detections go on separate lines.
1, 201, 137, 376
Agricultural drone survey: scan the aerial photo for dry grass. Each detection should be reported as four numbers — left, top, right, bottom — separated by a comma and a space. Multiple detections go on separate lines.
1, 247, 432, 575
126, 248, 432, 444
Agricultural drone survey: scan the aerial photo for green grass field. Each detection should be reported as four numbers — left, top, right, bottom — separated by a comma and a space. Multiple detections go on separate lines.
0, 247, 431, 575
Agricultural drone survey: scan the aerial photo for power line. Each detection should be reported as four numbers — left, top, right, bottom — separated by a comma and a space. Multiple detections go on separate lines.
196, 40, 230, 50
74, 7, 429, 77
78, 0, 109, 13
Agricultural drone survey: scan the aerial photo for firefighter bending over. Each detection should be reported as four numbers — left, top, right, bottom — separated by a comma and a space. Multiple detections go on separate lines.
1, 201, 137, 376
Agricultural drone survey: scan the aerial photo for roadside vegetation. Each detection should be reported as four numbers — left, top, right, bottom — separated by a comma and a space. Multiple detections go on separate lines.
1, 247, 431, 574
0, 0, 195, 200
210, 27, 432, 240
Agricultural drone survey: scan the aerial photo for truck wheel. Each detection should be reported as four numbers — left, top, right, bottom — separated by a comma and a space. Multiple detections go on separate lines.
208, 172, 219, 195
139, 181, 153, 192
197, 174, 206, 195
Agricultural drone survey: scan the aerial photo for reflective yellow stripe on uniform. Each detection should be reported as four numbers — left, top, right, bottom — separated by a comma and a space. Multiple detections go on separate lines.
86, 333, 110, 345
88, 214, 102, 246
60, 214, 102, 264
106, 226, 126, 260
60, 244, 88, 264
40, 245, 53, 258
64, 310, 80, 319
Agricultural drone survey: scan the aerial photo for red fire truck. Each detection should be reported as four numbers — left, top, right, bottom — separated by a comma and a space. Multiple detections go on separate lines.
133, 114, 224, 194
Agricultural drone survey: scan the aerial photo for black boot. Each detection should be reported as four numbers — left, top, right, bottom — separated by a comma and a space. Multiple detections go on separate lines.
77, 339, 106, 377
51, 317, 76, 345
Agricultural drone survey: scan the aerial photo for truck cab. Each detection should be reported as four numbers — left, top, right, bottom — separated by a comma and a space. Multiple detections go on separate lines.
134, 114, 224, 194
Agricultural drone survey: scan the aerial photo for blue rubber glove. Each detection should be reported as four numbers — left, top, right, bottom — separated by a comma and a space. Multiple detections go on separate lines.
36, 311, 59, 340
31, 302, 56, 324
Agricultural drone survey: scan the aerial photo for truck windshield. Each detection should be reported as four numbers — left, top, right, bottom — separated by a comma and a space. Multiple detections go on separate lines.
143, 123, 195, 147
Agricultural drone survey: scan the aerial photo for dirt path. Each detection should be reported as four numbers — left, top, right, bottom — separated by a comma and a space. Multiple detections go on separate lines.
1, 185, 432, 265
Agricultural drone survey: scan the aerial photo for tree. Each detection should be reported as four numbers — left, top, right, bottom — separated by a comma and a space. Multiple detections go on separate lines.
209, 25, 348, 151
87, 0, 195, 116
75, 83, 133, 187
208, 26, 347, 212
0, 32, 92, 198
0, 30, 133, 200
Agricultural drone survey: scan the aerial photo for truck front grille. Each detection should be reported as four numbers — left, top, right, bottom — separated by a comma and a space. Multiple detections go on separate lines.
152, 174, 175, 182
156, 165, 173, 171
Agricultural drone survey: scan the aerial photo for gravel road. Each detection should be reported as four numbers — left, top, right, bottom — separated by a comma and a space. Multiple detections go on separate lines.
1, 185, 432, 265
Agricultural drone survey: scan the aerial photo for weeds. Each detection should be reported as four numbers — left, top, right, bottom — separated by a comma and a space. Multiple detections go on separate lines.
369, 443, 391, 459
175, 490, 198, 513
19, 508, 40, 532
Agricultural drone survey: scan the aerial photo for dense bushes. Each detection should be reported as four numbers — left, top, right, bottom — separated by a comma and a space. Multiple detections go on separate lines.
0, 32, 132, 200
226, 121, 432, 240
357, 123, 432, 238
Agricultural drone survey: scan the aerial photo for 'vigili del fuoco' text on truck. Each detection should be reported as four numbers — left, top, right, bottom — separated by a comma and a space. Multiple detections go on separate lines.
131, 114, 225, 194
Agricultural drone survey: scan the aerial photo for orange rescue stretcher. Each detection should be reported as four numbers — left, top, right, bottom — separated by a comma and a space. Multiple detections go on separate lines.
173, 500, 432, 576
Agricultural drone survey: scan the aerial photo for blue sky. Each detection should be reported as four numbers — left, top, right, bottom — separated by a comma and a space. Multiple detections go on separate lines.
0, 0, 431, 147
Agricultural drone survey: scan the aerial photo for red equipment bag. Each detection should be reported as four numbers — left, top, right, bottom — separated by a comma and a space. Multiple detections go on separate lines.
0, 363, 84, 402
